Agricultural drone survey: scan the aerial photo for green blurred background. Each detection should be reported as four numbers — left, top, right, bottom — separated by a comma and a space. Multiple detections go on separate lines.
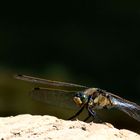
0, 1, 140, 133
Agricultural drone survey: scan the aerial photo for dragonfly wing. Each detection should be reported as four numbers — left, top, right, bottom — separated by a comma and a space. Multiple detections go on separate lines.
109, 94, 140, 122
30, 87, 77, 109
15, 75, 88, 91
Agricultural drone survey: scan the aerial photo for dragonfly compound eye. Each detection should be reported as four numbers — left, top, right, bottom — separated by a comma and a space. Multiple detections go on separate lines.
73, 92, 88, 106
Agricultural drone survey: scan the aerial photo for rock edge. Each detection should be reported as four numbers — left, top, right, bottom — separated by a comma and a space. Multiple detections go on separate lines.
0, 114, 139, 140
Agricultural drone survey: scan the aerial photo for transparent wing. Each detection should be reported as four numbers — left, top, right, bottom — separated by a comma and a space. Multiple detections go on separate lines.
109, 94, 140, 122
30, 87, 77, 109
15, 74, 88, 91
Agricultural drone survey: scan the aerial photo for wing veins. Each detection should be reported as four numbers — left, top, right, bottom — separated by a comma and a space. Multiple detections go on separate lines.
15, 74, 87, 89
108, 93, 140, 122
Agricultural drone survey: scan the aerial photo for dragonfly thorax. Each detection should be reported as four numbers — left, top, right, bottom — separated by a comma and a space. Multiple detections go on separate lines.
84, 88, 112, 109
73, 92, 89, 106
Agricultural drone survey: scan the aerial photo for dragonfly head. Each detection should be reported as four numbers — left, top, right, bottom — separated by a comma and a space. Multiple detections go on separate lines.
73, 92, 88, 106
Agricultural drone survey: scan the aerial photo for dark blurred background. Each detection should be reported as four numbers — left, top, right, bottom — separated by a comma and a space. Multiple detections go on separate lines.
0, 1, 140, 133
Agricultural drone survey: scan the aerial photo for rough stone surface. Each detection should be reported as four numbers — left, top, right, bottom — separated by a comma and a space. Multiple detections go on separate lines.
0, 114, 139, 140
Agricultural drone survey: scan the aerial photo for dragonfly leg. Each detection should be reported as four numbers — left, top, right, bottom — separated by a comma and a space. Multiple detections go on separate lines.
88, 107, 96, 118
88, 107, 102, 122
83, 113, 92, 122
68, 105, 85, 120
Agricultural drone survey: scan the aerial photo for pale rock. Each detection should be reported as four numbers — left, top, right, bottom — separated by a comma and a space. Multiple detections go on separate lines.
0, 114, 139, 140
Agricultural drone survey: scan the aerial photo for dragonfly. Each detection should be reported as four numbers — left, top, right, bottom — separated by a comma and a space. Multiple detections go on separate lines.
15, 74, 140, 122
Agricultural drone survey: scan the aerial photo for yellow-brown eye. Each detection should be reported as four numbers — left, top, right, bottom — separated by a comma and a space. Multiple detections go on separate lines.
75, 92, 88, 104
